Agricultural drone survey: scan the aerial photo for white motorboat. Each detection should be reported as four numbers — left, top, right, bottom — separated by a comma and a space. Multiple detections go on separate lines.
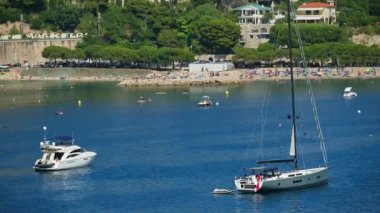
33, 136, 96, 171
212, 188, 235, 194
137, 96, 146, 104
155, 91, 167, 95
234, 0, 329, 193
198, 95, 212, 107
343, 87, 357, 97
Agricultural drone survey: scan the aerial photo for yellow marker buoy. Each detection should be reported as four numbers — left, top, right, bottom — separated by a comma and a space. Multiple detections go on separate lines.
225, 90, 229, 96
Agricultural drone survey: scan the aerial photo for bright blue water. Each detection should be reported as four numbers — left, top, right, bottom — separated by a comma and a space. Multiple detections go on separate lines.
0, 79, 379, 212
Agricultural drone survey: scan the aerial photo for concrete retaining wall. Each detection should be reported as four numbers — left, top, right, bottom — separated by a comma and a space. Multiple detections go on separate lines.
0, 39, 81, 65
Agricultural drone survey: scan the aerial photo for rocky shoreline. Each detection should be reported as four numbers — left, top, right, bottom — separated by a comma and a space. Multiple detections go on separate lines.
0, 67, 378, 87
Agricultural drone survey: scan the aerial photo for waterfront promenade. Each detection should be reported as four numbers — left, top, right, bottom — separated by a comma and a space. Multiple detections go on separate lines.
0, 67, 378, 86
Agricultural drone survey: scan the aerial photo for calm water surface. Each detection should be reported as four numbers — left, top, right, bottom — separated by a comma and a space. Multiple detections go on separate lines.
0, 79, 379, 212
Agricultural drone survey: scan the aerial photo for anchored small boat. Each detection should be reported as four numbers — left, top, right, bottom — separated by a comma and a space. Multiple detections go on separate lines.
212, 188, 235, 194
343, 87, 357, 97
198, 95, 212, 107
137, 96, 146, 104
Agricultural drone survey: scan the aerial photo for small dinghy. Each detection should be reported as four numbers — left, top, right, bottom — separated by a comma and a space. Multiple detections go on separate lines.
212, 188, 235, 194
56, 111, 64, 115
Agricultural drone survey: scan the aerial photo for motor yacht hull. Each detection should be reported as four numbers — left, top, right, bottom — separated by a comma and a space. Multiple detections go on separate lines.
34, 152, 96, 171
235, 167, 328, 193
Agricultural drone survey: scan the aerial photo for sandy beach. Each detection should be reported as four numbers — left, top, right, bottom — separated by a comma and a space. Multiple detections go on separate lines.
0, 67, 378, 87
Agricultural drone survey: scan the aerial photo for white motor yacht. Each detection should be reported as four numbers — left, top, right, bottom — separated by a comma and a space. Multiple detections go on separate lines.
33, 136, 96, 171
343, 87, 357, 97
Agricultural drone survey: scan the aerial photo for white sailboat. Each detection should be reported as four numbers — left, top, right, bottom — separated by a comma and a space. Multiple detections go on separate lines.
234, 0, 329, 193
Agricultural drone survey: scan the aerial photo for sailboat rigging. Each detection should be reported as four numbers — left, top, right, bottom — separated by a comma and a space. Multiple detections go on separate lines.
234, 0, 329, 193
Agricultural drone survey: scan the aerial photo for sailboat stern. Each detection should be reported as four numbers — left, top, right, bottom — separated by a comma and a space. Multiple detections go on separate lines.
235, 174, 263, 193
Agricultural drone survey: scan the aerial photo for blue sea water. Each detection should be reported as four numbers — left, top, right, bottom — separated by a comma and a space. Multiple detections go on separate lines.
0, 79, 379, 212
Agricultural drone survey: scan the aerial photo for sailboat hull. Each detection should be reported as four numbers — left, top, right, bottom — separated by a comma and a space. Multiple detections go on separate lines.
235, 167, 328, 193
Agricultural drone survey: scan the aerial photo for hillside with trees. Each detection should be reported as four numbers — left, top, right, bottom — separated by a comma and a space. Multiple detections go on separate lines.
1, 0, 379, 68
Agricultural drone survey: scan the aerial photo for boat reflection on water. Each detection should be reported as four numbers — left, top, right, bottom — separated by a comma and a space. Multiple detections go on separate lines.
37, 167, 94, 200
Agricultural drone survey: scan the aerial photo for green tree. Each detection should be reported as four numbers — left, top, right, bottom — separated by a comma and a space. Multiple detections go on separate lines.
72, 48, 86, 62
190, 16, 240, 54
0, 6, 21, 23
157, 29, 185, 48
6, 0, 46, 13
271, 24, 348, 47
42, 45, 72, 62
40, 4, 80, 31
78, 13, 98, 35
55, 5, 80, 31
101, 6, 127, 43
124, 0, 154, 41
337, 0, 372, 27
136, 45, 158, 68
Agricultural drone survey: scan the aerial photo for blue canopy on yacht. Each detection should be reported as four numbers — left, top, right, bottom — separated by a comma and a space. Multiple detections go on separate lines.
50, 136, 74, 145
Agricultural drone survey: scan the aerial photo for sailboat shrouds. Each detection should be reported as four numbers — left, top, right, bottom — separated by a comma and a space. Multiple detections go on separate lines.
234, 0, 329, 193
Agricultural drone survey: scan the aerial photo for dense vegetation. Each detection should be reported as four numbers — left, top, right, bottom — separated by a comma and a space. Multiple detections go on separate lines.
1, 0, 380, 68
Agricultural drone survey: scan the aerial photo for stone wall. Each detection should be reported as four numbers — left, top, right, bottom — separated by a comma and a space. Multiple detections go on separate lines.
239, 24, 272, 48
0, 39, 81, 65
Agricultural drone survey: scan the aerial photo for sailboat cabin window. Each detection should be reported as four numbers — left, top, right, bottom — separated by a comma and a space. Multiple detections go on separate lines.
293, 180, 302, 184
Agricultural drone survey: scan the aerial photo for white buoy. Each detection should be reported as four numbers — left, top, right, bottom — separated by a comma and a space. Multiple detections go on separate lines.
216, 102, 219, 106
78, 100, 82, 107
357, 110, 361, 114
225, 90, 229, 96
43, 126, 47, 131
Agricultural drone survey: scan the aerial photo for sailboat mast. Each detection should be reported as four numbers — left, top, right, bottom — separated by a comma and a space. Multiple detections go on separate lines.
287, 0, 298, 171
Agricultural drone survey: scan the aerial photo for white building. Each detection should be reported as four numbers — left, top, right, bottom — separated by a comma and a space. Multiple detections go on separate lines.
233, 2, 284, 49
189, 62, 235, 74
295, 2, 336, 24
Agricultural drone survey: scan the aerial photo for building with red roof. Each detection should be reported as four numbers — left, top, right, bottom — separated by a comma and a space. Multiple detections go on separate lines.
295, 1, 336, 24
